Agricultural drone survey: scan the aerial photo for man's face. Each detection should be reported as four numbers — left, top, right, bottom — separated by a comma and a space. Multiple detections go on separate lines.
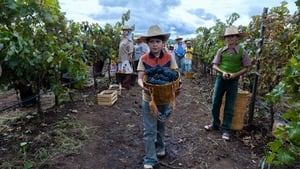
225, 35, 238, 45
148, 38, 164, 54
137, 38, 143, 43
122, 29, 129, 36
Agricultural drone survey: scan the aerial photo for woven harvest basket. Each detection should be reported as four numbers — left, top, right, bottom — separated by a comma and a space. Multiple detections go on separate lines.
220, 90, 250, 130
144, 71, 180, 105
185, 72, 194, 79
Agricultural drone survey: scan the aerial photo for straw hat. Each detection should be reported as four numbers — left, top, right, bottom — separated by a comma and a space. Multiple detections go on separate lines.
122, 25, 132, 30
175, 36, 183, 41
142, 25, 170, 41
135, 35, 142, 40
135, 35, 145, 41
184, 39, 191, 43
220, 26, 245, 39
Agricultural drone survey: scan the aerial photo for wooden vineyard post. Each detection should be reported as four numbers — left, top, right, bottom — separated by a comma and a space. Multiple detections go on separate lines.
248, 7, 268, 125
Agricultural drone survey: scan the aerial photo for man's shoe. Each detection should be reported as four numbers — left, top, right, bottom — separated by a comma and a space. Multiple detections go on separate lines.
204, 124, 219, 131
222, 132, 230, 141
144, 164, 153, 169
157, 150, 166, 158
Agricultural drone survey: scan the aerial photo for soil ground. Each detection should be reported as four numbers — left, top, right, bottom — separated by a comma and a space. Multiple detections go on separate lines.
0, 70, 299, 169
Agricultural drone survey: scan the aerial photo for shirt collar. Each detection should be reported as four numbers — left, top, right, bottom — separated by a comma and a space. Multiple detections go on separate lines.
222, 45, 239, 53
149, 51, 164, 58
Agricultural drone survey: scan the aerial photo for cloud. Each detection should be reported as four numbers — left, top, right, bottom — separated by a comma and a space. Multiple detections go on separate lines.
189, 8, 217, 21
59, 0, 297, 40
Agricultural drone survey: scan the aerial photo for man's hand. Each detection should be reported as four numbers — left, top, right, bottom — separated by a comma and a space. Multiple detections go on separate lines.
179, 81, 183, 89
222, 72, 231, 80
222, 72, 239, 80
141, 85, 150, 94
175, 81, 183, 96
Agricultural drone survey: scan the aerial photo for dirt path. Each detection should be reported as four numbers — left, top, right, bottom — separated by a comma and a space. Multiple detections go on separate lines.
39, 74, 260, 169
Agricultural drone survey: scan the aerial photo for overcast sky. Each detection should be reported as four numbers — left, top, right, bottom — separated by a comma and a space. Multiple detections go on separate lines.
58, 0, 297, 39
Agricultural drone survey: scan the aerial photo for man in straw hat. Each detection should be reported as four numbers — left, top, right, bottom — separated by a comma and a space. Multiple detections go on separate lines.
137, 25, 179, 169
117, 25, 134, 89
204, 26, 252, 141
184, 39, 194, 72
118, 26, 134, 66
173, 36, 186, 75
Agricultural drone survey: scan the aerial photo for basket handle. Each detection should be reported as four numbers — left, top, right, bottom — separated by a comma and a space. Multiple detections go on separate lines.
170, 83, 176, 111
148, 88, 159, 118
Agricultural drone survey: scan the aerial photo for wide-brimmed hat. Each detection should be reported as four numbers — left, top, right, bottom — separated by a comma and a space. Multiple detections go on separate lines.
135, 35, 145, 41
175, 36, 183, 41
122, 25, 132, 30
184, 39, 191, 43
220, 26, 245, 39
142, 25, 170, 41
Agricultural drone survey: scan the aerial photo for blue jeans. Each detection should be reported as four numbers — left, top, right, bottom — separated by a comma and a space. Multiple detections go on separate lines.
141, 100, 171, 166
184, 59, 192, 72
185, 63, 192, 72
175, 56, 185, 75
211, 76, 238, 133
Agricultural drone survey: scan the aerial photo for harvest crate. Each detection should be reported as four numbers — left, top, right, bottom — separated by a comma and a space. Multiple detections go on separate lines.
97, 90, 118, 106
109, 84, 122, 95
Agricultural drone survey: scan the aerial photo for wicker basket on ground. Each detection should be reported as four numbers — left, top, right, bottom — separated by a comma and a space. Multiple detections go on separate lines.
219, 90, 250, 130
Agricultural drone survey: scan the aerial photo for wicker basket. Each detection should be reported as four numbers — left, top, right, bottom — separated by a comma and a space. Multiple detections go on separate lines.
219, 90, 250, 130
185, 72, 194, 79
144, 71, 180, 105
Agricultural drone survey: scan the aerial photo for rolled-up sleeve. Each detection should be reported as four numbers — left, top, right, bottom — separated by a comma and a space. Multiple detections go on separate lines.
212, 48, 222, 64
242, 50, 252, 67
